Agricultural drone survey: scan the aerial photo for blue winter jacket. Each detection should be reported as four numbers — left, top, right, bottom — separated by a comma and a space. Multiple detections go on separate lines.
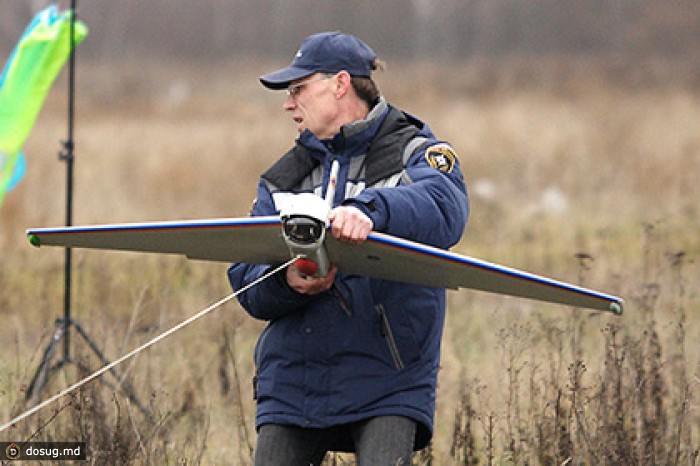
228, 99, 469, 451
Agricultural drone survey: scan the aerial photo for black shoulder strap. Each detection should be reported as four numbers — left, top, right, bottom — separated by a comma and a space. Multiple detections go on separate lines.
261, 145, 319, 191
365, 108, 423, 186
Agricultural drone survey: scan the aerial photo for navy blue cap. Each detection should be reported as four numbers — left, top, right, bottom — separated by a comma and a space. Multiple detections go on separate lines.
260, 31, 377, 90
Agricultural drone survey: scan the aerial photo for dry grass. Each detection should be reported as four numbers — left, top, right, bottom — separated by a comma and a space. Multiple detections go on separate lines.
0, 58, 698, 464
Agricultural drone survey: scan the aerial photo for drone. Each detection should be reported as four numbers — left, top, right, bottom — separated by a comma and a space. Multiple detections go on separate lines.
27, 161, 623, 315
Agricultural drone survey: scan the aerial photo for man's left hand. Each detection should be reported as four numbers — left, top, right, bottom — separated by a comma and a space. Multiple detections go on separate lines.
328, 206, 373, 244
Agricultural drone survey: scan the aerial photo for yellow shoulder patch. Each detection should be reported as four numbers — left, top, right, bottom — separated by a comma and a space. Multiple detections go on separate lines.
424, 144, 457, 173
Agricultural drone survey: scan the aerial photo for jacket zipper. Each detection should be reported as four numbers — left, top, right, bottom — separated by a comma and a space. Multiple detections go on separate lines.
331, 284, 353, 317
375, 304, 405, 370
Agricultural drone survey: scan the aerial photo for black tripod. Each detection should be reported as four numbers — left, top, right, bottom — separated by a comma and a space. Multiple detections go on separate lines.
24, 1, 151, 420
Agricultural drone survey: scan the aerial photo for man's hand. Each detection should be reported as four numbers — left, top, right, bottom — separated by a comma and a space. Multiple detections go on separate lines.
286, 263, 337, 295
328, 206, 373, 244
285, 206, 371, 294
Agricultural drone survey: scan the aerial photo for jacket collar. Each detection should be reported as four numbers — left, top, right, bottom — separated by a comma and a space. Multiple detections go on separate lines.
297, 98, 389, 158
262, 101, 429, 191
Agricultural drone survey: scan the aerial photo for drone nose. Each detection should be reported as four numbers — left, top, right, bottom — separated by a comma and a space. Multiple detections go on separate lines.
295, 257, 318, 276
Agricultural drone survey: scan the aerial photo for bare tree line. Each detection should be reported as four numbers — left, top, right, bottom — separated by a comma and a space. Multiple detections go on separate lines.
2, 0, 700, 63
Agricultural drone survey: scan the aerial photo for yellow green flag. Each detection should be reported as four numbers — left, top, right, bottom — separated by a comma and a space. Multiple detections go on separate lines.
0, 6, 87, 207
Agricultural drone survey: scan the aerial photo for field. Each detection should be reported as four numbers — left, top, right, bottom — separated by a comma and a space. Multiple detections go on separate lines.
1, 58, 698, 464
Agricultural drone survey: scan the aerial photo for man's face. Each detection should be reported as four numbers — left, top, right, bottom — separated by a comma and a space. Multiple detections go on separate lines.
283, 73, 339, 139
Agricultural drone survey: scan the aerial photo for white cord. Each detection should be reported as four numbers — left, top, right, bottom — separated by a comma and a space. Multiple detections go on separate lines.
0, 258, 295, 433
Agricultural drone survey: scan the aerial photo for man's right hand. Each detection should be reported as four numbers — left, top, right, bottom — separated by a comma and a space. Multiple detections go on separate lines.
286, 263, 338, 295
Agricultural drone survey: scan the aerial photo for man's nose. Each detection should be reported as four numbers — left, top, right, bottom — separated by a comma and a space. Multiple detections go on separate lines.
283, 94, 296, 110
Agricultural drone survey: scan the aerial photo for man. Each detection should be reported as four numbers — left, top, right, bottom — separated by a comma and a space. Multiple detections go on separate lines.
228, 31, 469, 465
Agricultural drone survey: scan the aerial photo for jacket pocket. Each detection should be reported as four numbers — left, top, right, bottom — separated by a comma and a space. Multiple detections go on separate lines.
252, 322, 274, 399
376, 304, 416, 371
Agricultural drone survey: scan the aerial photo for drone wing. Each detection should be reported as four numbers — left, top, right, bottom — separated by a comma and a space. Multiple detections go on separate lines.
28, 216, 289, 264
27, 218, 623, 314
326, 232, 623, 314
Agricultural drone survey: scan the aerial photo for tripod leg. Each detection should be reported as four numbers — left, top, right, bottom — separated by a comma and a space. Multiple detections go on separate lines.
71, 320, 153, 421
25, 319, 66, 406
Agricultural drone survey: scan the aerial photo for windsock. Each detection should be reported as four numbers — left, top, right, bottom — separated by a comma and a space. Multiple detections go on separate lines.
0, 6, 87, 207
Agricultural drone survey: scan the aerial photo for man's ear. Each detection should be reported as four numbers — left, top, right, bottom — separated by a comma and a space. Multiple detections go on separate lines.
335, 71, 352, 98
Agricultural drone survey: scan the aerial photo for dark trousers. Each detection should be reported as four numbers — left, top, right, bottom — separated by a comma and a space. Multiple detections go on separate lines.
253, 415, 416, 466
